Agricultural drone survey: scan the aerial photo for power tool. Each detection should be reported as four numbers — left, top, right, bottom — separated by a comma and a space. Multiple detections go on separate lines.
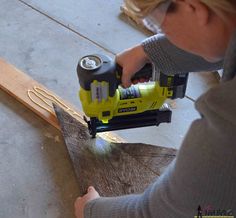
77, 54, 188, 137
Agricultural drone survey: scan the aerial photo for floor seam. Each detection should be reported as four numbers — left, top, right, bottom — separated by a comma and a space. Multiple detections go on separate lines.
17, 0, 115, 55
185, 95, 196, 103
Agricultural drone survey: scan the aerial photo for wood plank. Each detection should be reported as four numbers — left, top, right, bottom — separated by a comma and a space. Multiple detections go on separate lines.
120, 5, 155, 34
54, 104, 177, 196
0, 58, 124, 143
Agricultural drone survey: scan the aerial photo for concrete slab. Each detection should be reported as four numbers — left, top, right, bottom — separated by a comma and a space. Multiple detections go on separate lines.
18, 0, 147, 54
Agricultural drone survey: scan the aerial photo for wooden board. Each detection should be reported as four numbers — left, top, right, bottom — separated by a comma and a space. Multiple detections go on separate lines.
0, 58, 124, 143
120, 5, 155, 34
54, 104, 177, 196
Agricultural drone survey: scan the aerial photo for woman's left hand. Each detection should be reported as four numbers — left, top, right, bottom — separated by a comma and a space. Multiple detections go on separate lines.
74, 186, 100, 218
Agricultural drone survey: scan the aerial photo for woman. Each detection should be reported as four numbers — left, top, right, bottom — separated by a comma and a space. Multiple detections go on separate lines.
75, 0, 236, 217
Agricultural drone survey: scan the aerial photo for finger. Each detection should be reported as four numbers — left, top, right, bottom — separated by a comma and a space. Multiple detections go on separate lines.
75, 197, 82, 204
86, 186, 100, 199
87, 186, 95, 192
87, 186, 99, 196
121, 71, 132, 88
74, 197, 81, 208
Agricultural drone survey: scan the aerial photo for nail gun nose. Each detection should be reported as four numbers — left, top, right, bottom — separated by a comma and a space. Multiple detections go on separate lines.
83, 116, 96, 138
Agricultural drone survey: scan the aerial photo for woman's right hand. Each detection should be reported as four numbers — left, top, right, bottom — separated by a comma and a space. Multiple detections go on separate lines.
115, 44, 150, 88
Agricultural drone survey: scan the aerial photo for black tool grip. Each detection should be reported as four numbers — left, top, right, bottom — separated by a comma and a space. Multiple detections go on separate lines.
116, 63, 153, 84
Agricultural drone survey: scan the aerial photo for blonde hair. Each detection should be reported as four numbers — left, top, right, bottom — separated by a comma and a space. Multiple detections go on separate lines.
124, 0, 236, 19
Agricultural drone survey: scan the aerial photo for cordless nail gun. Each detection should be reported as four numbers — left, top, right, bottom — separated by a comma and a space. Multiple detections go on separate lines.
77, 54, 188, 137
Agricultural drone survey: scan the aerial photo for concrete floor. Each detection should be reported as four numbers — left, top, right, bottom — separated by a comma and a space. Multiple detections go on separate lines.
0, 0, 218, 217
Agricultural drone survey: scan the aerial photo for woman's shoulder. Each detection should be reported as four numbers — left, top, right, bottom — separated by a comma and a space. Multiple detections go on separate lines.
196, 76, 236, 129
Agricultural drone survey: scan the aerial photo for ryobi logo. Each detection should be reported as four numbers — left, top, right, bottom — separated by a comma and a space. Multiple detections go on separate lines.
118, 107, 137, 113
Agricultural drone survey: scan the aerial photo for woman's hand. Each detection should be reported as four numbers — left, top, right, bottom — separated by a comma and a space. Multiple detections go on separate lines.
115, 44, 150, 88
74, 186, 100, 218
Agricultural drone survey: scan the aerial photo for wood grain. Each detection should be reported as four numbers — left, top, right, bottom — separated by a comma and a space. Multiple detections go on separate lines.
54, 104, 177, 196
120, 5, 154, 34
0, 58, 124, 143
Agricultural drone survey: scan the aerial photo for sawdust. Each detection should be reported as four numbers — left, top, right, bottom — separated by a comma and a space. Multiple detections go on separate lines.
44, 132, 60, 143
54, 135, 60, 143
